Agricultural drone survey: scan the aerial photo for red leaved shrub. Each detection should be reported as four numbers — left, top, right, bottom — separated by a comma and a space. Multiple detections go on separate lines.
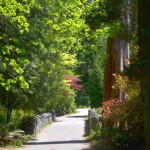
65, 75, 83, 91
102, 98, 123, 128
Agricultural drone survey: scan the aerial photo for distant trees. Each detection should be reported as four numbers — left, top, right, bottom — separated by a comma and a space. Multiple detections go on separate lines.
75, 30, 106, 108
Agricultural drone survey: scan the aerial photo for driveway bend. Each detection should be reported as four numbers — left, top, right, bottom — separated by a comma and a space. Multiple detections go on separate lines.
19, 108, 91, 150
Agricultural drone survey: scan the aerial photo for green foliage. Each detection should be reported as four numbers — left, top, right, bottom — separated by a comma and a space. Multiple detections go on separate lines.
75, 93, 90, 108
76, 30, 106, 108
101, 127, 144, 146
0, 0, 86, 122
85, 0, 123, 30
88, 122, 102, 149
124, 45, 140, 80
0, 0, 31, 91
0, 106, 5, 123
85, 0, 136, 39
87, 56, 104, 108
0, 123, 32, 147
0, 123, 12, 139
101, 127, 127, 144
0, 0, 106, 132
89, 122, 102, 140
47, 97, 76, 116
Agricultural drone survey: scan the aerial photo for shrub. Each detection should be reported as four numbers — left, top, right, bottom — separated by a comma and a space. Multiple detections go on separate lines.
88, 122, 102, 140
101, 75, 144, 146
102, 98, 123, 128
102, 97, 144, 145
47, 96, 76, 116
0, 122, 32, 147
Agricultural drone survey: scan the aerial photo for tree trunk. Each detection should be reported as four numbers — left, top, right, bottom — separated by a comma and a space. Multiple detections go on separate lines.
103, 37, 129, 100
138, 0, 150, 149
103, 0, 130, 101
6, 92, 13, 124
6, 104, 12, 124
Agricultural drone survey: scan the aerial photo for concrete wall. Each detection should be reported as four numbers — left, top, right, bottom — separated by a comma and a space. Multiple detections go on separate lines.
21, 111, 56, 135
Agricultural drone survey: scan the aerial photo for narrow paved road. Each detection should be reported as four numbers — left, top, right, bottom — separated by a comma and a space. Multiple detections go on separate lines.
19, 108, 91, 150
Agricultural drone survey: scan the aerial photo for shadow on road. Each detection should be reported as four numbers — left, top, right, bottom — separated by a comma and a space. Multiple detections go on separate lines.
66, 115, 87, 118
25, 140, 89, 145
83, 118, 90, 137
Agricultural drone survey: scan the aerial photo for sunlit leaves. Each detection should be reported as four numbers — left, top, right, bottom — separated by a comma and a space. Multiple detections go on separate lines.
61, 53, 77, 68
0, 0, 105, 118
0, 0, 32, 34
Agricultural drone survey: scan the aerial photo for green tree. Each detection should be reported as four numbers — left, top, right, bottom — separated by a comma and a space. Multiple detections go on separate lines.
0, 0, 87, 122
0, 0, 33, 123
76, 28, 106, 108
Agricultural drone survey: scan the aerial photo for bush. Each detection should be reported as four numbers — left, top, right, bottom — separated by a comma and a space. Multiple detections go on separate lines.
88, 122, 102, 140
47, 97, 76, 116
102, 98, 144, 145
0, 122, 32, 147
101, 75, 144, 146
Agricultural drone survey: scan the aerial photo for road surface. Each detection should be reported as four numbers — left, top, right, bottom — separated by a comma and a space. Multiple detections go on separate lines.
19, 108, 91, 150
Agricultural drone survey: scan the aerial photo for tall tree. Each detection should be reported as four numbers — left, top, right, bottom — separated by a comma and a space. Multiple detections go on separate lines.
76, 29, 106, 108
0, 0, 88, 121
138, 1, 150, 149
0, 0, 33, 123
85, 0, 130, 101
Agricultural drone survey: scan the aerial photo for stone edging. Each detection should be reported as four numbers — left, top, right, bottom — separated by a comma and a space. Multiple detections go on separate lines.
21, 111, 56, 135
88, 109, 101, 129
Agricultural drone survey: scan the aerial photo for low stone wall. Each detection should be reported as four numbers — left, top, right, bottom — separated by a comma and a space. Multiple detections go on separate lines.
88, 109, 102, 130
21, 111, 56, 135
